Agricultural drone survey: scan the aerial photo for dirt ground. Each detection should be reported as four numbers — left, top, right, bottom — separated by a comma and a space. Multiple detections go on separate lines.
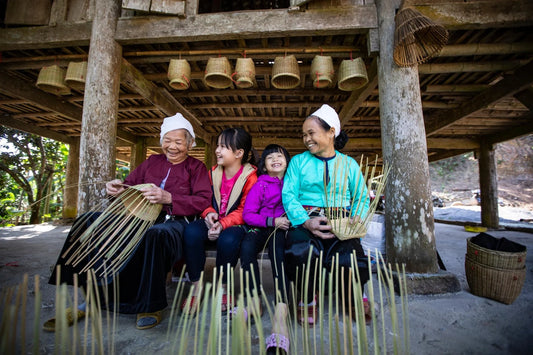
1, 217, 532, 354
429, 135, 533, 211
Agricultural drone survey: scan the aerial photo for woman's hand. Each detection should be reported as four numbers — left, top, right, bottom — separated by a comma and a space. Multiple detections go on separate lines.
303, 216, 335, 239
106, 179, 126, 196
274, 216, 291, 230
141, 185, 172, 204
205, 212, 219, 229
208, 222, 222, 241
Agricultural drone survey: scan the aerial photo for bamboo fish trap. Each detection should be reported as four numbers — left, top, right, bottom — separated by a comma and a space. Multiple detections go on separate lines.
62, 183, 162, 277
324, 155, 389, 241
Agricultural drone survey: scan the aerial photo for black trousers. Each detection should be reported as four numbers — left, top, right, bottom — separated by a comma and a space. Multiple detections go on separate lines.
49, 212, 185, 314
284, 225, 370, 303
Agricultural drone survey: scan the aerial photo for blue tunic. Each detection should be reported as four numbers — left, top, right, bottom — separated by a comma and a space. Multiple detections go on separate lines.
282, 150, 370, 226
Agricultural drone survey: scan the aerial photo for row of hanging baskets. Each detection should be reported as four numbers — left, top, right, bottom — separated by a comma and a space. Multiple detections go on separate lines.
36, 61, 87, 95
168, 55, 369, 91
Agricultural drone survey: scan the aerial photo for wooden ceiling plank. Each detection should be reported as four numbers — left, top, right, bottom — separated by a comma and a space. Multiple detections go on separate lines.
120, 58, 208, 138
0, 113, 74, 144
513, 87, 533, 111
425, 61, 533, 136
484, 112, 533, 146
0, 69, 137, 144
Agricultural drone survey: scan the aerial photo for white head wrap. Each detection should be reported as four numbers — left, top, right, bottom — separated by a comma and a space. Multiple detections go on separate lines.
311, 104, 341, 137
160, 112, 196, 147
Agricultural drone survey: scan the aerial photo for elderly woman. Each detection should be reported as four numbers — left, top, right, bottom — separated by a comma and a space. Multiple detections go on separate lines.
282, 104, 371, 327
44, 113, 212, 330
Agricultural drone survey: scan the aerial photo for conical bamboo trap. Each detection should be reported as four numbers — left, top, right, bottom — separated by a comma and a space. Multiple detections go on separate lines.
324, 155, 389, 240
393, 7, 449, 67
65, 61, 88, 91
310, 55, 334, 88
168, 59, 191, 90
62, 183, 162, 277
204, 57, 233, 89
232, 57, 256, 89
36, 65, 71, 96
271, 55, 300, 89
337, 58, 368, 91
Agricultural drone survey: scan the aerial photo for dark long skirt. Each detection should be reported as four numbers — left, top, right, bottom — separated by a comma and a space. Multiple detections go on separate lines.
49, 212, 185, 314
284, 225, 370, 304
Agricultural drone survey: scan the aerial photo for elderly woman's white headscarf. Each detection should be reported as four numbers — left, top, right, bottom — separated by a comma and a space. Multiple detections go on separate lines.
160, 112, 196, 147
311, 104, 341, 138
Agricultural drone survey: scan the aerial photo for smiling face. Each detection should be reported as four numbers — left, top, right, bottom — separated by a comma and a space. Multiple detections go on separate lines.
302, 116, 336, 158
161, 129, 192, 164
215, 136, 243, 168
264, 151, 288, 178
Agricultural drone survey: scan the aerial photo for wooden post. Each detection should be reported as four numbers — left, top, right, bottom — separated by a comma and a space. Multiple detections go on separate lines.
63, 138, 79, 219
78, 0, 122, 213
130, 137, 147, 171
376, 0, 439, 273
205, 135, 218, 168
479, 140, 499, 228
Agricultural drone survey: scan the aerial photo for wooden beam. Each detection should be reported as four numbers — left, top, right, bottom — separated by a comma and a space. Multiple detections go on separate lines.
119, 58, 207, 138
410, 0, 533, 29
418, 61, 526, 74
484, 112, 533, 146
438, 42, 533, 57
425, 61, 533, 136
428, 149, 473, 163
0, 114, 74, 144
339, 58, 378, 126
0, 69, 137, 144
513, 87, 533, 111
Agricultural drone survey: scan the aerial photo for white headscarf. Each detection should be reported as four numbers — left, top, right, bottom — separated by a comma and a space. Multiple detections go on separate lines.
160, 113, 196, 147
311, 104, 341, 137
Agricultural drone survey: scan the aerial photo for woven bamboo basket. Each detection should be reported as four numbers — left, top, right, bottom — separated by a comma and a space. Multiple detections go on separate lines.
310, 55, 334, 88
119, 183, 162, 222
168, 59, 191, 90
393, 7, 449, 67
36, 65, 71, 96
338, 58, 368, 91
467, 237, 526, 270
271, 55, 300, 89
65, 61, 87, 91
204, 57, 233, 89
465, 256, 526, 305
330, 217, 366, 240
232, 57, 255, 89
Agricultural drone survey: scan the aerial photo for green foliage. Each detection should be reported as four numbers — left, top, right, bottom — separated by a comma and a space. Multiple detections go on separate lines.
0, 127, 68, 225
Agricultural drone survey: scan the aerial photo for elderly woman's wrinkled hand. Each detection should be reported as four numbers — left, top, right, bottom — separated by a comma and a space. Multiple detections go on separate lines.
106, 179, 126, 196
303, 216, 335, 239
205, 212, 219, 229
141, 186, 172, 205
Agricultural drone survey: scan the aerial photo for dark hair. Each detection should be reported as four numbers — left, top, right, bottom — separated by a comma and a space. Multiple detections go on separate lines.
306, 115, 349, 151
257, 144, 291, 176
218, 127, 256, 165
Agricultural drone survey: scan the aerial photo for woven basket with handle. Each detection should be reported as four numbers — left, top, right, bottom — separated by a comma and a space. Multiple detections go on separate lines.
310, 55, 334, 89
233, 57, 255, 89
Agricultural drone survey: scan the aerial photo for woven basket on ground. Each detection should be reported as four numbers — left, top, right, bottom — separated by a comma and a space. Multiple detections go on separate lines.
36, 65, 71, 96
232, 57, 255, 89
168, 59, 191, 90
310, 55, 334, 88
65, 61, 87, 91
204, 57, 233, 89
467, 237, 526, 270
330, 217, 366, 240
393, 7, 449, 67
271, 55, 300, 89
465, 256, 526, 305
338, 58, 368, 91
